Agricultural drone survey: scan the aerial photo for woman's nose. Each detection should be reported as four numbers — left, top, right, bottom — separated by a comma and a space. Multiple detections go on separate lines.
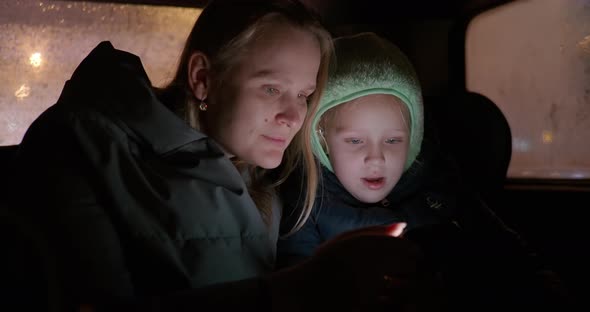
276, 96, 305, 129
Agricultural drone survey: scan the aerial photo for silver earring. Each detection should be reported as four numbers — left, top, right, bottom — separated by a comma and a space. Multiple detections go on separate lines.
198, 100, 208, 111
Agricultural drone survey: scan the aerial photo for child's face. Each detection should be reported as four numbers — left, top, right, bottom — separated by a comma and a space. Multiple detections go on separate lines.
325, 94, 409, 203
208, 23, 321, 169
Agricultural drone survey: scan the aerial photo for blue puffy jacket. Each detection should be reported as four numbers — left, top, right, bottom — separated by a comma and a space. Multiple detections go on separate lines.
277, 136, 571, 311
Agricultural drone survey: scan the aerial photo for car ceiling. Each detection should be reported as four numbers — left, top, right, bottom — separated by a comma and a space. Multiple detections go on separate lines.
62, 0, 514, 21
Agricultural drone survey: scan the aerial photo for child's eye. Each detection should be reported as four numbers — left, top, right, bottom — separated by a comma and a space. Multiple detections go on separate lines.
346, 138, 363, 144
385, 138, 403, 144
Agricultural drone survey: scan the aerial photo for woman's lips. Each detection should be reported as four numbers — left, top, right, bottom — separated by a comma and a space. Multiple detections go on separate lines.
362, 177, 385, 190
262, 135, 287, 147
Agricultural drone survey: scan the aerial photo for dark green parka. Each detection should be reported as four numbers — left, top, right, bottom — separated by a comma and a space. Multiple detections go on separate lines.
14, 42, 280, 306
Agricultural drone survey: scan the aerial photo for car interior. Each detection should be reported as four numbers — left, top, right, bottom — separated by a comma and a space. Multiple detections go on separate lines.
1, 0, 588, 310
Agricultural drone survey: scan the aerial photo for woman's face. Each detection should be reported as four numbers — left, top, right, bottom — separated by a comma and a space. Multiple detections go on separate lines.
207, 23, 321, 169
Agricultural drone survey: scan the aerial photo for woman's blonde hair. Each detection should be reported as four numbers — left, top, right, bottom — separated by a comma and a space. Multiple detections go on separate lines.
158, 0, 332, 234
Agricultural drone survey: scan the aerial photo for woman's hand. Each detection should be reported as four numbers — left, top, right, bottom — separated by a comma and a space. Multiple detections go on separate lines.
270, 224, 443, 311
78, 224, 441, 312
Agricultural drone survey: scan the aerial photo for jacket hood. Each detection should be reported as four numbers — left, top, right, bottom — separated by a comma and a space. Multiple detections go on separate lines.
311, 32, 424, 172
64, 41, 206, 156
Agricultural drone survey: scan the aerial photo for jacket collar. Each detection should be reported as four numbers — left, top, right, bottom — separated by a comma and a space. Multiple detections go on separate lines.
60, 41, 206, 155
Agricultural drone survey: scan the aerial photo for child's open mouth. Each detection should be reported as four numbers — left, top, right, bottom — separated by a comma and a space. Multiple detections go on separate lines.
362, 177, 385, 190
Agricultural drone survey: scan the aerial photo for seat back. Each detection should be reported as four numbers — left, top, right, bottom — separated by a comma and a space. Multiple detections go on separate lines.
0, 210, 54, 311
0, 145, 61, 311
426, 91, 512, 203
0, 145, 18, 197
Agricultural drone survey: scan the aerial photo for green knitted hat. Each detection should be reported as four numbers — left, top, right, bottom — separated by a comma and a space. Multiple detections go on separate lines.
311, 32, 424, 172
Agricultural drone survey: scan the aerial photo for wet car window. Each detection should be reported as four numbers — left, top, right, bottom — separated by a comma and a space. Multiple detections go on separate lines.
0, 0, 200, 145
466, 0, 590, 179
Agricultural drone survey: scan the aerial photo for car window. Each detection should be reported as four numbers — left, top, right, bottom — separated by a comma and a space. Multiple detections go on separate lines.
466, 0, 590, 179
0, 0, 200, 145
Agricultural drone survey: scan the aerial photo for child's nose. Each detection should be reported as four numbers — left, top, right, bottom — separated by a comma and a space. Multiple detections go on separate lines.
365, 145, 385, 165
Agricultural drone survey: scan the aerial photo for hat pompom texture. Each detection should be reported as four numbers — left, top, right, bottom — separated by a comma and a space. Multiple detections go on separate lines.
311, 32, 424, 172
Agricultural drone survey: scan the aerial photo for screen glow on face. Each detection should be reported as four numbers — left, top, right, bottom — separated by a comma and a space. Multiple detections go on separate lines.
325, 94, 410, 203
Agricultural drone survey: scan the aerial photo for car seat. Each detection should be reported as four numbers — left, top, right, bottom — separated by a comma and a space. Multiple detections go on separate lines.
425, 91, 512, 206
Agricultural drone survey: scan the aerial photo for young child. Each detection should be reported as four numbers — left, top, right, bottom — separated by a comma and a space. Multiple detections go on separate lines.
278, 32, 426, 264
278, 32, 571, 311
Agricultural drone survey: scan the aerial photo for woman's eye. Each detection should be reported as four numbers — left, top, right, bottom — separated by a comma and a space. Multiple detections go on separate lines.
385, 138, 403, 144
265, 87, 280, 95
297, 93, 310, 105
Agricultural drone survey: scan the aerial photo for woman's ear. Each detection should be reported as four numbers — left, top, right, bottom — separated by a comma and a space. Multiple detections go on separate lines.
187, 51, 211, 101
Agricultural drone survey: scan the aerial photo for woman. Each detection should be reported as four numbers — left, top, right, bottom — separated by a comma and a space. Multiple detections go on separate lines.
13, 1, 414, 311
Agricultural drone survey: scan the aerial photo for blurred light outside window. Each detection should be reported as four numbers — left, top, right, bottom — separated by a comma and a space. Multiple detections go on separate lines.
0, 0, 200, 145
466, 0, 590, 179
